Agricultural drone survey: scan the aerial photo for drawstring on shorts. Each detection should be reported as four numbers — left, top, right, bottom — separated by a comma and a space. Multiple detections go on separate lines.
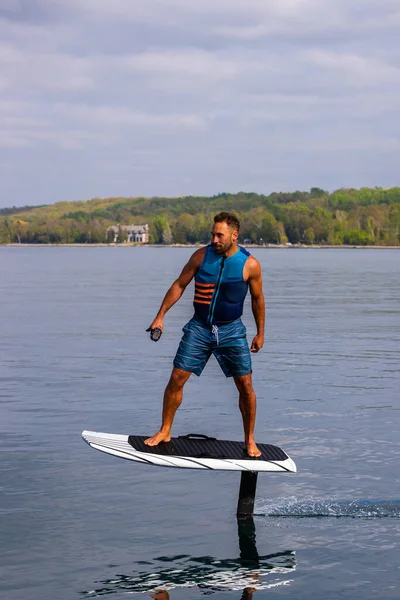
212, 324, 219, 345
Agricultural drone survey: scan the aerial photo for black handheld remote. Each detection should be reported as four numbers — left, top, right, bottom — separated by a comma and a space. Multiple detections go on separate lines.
146, 327, 162, 342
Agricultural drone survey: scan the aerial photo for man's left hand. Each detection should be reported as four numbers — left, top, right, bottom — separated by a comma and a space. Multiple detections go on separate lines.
250, 334, 264, 353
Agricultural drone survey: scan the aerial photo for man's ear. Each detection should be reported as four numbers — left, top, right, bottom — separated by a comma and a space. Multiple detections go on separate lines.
232, 229, 239, 241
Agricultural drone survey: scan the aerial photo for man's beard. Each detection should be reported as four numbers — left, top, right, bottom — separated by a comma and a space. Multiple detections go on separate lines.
214, 239, 233, 254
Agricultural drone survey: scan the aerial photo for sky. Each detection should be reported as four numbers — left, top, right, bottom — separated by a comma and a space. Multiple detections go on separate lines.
1, 0, 400, 208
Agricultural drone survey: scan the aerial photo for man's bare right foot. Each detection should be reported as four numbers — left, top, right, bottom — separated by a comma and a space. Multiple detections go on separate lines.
246, 439, 262, 458
144, 431, 171, 446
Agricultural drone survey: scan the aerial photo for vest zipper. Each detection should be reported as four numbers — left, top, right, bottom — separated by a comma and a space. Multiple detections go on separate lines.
208, 257, 226, 325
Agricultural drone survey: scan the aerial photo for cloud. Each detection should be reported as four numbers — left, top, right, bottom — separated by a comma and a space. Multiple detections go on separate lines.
0, 0, 399, 206
0, 42, 94, 93
304, 50, 400, 85
0, 0, 22, 13
124, 50, 239, 79
55, 103, 206, 130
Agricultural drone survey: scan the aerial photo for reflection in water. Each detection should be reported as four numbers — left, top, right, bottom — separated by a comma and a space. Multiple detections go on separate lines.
83, 518, 296, 597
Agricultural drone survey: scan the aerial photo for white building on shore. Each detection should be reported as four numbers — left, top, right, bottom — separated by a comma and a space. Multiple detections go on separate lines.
106, 224, 149, 243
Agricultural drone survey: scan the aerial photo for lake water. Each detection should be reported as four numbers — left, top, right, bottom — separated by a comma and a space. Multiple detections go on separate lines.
0, 247, 399, 600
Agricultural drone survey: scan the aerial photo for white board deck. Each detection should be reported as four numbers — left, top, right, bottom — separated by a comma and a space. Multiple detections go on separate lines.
81, 431, 297, 473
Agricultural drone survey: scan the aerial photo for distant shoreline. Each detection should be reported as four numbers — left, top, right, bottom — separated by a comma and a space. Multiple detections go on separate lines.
3, 243, 400, 250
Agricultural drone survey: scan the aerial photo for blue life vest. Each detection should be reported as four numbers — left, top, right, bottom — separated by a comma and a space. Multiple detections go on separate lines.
193, 244, 250, 325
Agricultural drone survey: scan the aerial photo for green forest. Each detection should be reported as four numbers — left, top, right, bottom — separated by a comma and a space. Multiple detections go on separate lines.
1, 187, 400, 246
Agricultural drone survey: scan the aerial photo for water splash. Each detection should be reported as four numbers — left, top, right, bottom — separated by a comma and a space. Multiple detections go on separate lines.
257, 497, 400, 519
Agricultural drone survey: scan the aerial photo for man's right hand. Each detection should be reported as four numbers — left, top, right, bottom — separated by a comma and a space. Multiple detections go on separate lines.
147, 317, 164, 333
146, 317, 164, 341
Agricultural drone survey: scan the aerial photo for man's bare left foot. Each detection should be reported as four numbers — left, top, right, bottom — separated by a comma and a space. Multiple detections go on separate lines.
246, 440, 261, 457
144, 430, 171, 446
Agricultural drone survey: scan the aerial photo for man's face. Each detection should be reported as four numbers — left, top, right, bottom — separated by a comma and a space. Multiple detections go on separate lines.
211, 221, 238, 254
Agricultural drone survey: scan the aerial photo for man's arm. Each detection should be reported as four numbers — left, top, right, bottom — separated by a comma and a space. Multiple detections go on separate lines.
246, 257, 265, 353
148, 247, 205, 332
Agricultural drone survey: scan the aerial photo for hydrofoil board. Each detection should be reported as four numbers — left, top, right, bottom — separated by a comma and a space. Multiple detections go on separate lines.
81, 431, 296, 472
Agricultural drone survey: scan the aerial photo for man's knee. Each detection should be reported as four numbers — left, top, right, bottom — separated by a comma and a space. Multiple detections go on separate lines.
234, 373, 255, 397
168, 368, 191, 391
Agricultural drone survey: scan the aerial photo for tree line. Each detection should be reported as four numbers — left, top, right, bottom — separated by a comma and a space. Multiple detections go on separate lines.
1, 187, 399, 246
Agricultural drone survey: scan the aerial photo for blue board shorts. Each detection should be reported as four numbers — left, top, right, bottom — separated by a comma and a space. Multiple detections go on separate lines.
173, 316, 252, 377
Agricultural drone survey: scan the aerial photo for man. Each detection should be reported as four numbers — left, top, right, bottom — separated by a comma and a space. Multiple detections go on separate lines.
145, 211, 265, 457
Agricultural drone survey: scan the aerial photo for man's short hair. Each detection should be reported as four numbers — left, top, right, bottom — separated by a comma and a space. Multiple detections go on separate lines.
213, 212, 240, 232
